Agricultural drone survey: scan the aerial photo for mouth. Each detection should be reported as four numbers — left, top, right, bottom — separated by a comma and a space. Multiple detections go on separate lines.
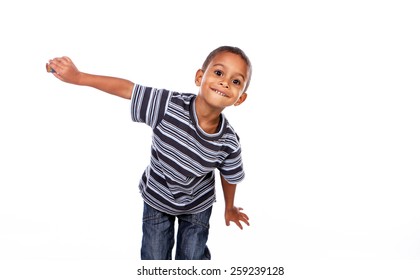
212, 88, 228, 97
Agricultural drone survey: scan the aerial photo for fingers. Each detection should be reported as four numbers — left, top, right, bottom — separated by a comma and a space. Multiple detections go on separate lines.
241, 216, 250, 226
47, 56, 71, 74
225, 207, 250, 230
235, 220, 244, 230
47, 59, 62, 75
233, 216, 249, 229
236, 207, 250, 225
238, 213, 250, 228
62, 56, 72, 63
51, 56, 70, 63
241, 212, 250, 222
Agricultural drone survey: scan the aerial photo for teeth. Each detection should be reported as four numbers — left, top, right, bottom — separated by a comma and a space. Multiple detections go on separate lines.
215, 90, 226, 97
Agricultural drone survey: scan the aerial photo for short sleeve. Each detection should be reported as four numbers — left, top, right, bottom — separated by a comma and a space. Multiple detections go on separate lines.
219, 146, 245, 184
131, 84, 171, 129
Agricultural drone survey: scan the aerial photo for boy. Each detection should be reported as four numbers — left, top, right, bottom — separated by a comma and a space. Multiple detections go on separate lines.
47, 46, 251, 260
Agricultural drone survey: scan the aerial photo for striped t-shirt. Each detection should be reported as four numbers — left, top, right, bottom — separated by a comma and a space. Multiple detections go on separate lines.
131, 84, 245, 215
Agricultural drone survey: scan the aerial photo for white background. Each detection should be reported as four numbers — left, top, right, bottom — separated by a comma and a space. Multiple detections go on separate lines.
1, 0, 420, 278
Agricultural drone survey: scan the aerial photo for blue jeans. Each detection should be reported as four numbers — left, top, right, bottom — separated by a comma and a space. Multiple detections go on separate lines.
141, 202, 212, 260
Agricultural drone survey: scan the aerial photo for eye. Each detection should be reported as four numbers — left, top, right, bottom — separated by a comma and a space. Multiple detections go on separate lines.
214, 70, 223, 76
232, 79, 241, 86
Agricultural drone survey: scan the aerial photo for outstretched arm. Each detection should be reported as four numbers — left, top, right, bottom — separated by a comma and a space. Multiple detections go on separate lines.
47, 56, 134, 99
220, 174, 250, 230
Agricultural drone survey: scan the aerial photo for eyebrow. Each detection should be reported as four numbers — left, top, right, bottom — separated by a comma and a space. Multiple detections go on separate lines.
212, 63, 246, 81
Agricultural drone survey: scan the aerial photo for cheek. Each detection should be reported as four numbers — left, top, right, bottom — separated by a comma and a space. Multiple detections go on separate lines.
197, 74, 209, 86
200, 75, 214, 87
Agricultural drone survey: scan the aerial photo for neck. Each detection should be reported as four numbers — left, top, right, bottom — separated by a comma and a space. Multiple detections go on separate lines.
194, 96, 222, 134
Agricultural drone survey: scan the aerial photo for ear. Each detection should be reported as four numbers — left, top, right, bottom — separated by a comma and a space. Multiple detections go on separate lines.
195, 69, 204, 86
234, 92, 248, 106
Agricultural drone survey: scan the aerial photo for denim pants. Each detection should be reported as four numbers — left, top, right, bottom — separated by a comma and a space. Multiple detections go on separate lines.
141, 202, 212, 260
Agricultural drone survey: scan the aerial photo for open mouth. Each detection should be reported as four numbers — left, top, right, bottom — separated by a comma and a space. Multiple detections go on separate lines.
213, 89, 227, 97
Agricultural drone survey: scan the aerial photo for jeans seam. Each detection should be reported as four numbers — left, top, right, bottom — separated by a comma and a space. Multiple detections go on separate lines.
143, 204, 164, 222
192, 218, 210, 229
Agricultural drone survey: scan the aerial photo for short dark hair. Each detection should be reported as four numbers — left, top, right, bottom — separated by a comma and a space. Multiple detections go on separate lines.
202, 46, 252, 92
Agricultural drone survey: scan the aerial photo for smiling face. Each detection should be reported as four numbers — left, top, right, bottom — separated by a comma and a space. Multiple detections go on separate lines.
195, 51, 249, 111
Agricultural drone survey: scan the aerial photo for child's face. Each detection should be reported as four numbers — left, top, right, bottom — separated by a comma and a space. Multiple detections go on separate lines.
195, 52, 249, 110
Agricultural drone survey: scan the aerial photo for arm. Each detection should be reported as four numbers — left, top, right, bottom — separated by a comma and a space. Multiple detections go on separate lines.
220, 174, 250, 230
48, 56, 134, 99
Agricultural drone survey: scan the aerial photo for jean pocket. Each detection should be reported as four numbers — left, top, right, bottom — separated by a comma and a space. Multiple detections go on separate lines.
142, 202, 164, 222
179, 206, 212, 228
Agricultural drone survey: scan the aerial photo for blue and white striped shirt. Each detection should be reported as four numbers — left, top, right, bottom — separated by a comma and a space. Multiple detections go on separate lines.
131, 84, 245, 215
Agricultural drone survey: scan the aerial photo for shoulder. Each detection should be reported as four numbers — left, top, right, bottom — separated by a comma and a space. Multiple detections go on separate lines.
132, 84, 196, 105
167, 91, 197, 116
220, 116, 242, 150
170, 91, 196, 105
222, 115, 240, 138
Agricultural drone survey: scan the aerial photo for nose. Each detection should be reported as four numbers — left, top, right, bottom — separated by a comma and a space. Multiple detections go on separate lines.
219, 81, 229, 88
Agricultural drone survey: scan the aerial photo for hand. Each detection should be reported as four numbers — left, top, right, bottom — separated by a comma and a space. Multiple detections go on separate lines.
47, 56, 81, 85
225, 206, 250, 230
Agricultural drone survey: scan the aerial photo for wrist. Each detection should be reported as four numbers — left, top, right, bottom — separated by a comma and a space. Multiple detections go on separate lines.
225, 204, 234, 211
76, 72, 89, 86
